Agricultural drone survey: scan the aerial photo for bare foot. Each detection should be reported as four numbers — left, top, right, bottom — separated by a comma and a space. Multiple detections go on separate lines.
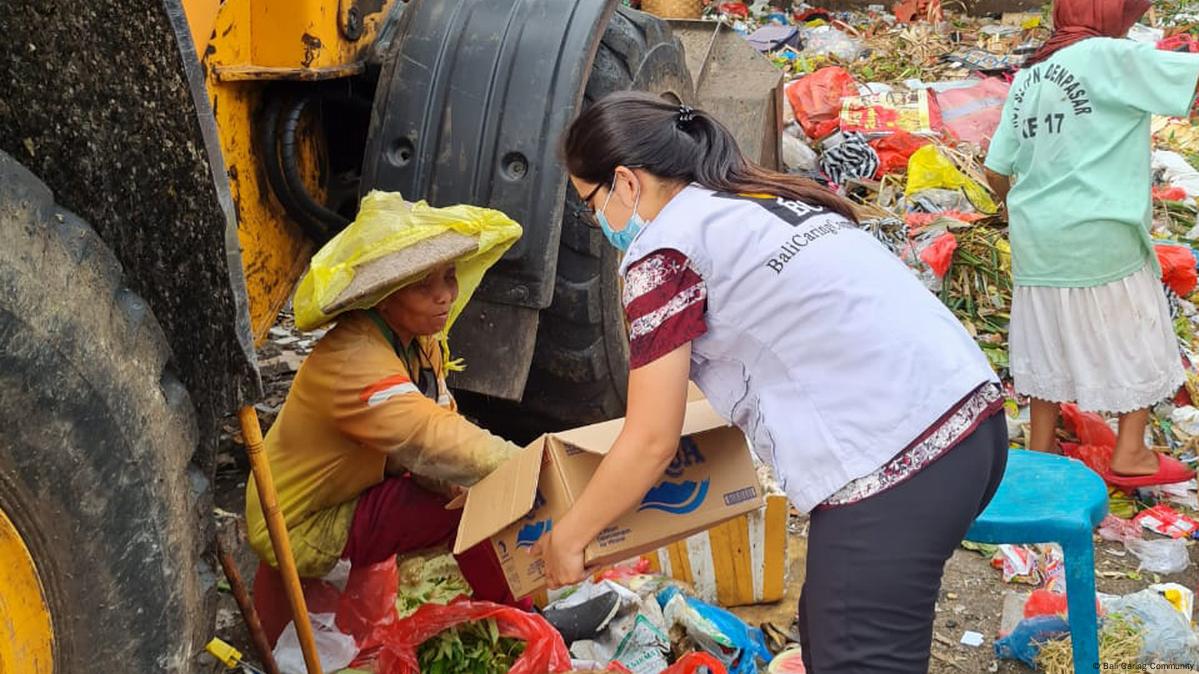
1109, 447, 1161, 477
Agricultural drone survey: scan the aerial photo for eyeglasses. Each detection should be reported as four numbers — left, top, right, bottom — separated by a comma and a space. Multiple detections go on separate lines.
577, 166, 643, 229
577, 180, 608, 229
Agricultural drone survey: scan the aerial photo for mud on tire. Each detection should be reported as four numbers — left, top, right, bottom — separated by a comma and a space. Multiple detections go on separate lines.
0, 151, 214, 672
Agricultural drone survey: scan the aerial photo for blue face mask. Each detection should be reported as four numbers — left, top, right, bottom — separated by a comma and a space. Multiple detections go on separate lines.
595, 179, 646, 252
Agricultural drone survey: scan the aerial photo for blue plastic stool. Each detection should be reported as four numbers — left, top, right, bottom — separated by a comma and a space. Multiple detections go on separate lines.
965, 449, 1109, 674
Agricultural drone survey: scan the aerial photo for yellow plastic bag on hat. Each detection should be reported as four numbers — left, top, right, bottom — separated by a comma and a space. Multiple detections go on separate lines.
293, 191, 522, 334
905, 145, 998, 214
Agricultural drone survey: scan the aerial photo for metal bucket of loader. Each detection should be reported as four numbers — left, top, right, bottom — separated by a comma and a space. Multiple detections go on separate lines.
670, 19, 784, 170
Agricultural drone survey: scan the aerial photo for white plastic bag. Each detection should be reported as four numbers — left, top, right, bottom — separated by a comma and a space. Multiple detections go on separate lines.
273, 613, 357, 674
782, 134, 820, 172
801, 26, 865, 61
1124, 538, 1190, 574
1153, 150, 1199, 199
1102, 589, 1199, 666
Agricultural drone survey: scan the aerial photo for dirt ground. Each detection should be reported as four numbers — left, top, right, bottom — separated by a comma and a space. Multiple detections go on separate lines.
209, 316, 1199, 673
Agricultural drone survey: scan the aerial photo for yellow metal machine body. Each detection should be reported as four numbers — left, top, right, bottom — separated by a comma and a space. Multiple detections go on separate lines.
182, 0, 397, 344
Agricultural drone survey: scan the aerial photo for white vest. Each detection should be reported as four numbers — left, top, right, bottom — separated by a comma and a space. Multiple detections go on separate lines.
621, 186, 997, 511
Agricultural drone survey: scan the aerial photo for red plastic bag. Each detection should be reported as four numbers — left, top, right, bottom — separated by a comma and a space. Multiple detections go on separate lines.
1060, 403, 1117, 447
1159, 34, 1199, 53
869, 131, 930, 177
905, 210, 983, 229
253, 557, 399, 649
786, 67, 858, 140
919, 232, 958, 278
661, 652, 730, 674
1156, 244, 1198, 295
1023, 588, 1102, 618
935, 78, 1011, 147
1062, 443, 1114, 475
1153, 186, 1188, 202
363, 599, 572, 674
717, 2, 750, 18
1024, 589, 1068, 618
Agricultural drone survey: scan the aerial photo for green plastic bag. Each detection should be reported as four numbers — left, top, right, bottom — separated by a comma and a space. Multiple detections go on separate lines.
905, 145, 998, 214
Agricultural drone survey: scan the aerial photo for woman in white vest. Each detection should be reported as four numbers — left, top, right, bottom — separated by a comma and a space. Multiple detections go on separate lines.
530, 92, 1008, 673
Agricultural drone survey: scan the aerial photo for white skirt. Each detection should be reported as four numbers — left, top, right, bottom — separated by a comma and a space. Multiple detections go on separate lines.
1010, 264, 1186, 414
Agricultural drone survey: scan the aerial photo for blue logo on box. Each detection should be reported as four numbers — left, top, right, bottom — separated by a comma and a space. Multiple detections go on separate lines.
516, 519, 552, 548
664, 437, 705, 478
638, 478, 710, 515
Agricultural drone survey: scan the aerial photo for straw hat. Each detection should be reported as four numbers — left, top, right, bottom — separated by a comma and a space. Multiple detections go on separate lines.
320, 230, 479, 316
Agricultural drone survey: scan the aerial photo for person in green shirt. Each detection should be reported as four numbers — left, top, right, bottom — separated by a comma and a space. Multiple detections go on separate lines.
984, 0, 1199, 488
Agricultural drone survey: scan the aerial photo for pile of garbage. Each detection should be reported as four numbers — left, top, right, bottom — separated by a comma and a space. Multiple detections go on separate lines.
266, 556, 801, 674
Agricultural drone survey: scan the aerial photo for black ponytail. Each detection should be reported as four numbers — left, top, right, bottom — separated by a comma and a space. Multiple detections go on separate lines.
563, 91, 857, 222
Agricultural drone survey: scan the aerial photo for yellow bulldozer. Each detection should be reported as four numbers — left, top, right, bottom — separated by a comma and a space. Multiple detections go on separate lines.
0, 0, 783, 670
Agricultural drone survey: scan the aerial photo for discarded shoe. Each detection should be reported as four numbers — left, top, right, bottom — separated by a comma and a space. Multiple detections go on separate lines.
540, 591, 621, 644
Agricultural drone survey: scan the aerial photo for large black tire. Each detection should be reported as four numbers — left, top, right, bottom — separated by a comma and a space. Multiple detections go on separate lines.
516, 7, 694, 430
0, 152, 214, 671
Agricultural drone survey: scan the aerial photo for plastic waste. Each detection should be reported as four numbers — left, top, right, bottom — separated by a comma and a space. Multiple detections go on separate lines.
767, 646, 807, 673
785, 67, 858, 140
1134, 504, 1199, 539
1124, 538, 1190, 574
1061, 403, 1118, 447
657, 586, 772, 674
869, 131, 929, 177
362, 599, 573, 674
1153, 150, 1199, 199
800, 25, 865, 61
1158, 244, 1199, 296
274, 613, 358, 674
991, 544, 1040, 585
661, 652, 729, 674
1036, 544, 1066, 594
1102, 589, 1199, 665
782, 133, 820, 173
745, 25, 802, 53
993, 615, 1070, 668
1149, 582, 1195, 623
293, 191, 522, 332
899, 227, 952, 291
935, 78, 1010, 147
1170, 406, 1199, 437
1096, 514, 1143, 544
1128, 23, 1165, 43
918, 231, 957, 279
905, 145, 998, 214
840, 89, 941, 137
907, 188, 977, 213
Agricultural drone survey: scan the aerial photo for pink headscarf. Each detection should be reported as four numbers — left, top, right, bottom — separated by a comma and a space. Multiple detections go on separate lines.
1024, 0, 1152, 67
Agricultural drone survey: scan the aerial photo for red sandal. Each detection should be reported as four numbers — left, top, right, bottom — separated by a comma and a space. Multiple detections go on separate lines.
1099, 453, 1195, 489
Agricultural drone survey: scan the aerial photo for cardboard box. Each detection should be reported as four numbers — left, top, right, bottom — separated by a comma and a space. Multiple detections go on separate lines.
453, 398, 765, 598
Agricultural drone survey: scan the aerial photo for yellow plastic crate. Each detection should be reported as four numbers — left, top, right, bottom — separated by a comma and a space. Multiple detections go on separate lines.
643, 494, 789, 607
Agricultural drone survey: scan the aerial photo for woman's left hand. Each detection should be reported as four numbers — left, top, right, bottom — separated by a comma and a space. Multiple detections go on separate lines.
529, 527, 587, 588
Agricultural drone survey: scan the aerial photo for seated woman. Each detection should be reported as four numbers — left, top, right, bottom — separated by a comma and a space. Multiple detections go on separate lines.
246, 202, 523, 643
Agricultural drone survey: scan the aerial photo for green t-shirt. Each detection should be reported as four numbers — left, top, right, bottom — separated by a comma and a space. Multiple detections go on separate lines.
985, 38, 1199, 288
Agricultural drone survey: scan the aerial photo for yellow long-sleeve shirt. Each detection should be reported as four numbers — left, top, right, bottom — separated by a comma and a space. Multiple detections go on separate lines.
245, 311, 519, 577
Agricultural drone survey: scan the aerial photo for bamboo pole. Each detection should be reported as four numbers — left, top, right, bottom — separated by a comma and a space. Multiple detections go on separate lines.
216, 538, 282, 674
237, 405, 323, 674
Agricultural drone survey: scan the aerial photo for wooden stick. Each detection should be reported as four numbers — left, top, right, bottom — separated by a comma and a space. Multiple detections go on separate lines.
216, 538, 282, 674
238, 405, 324, 674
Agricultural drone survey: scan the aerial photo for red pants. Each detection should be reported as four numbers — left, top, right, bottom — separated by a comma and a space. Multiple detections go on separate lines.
253, 475, 516, 646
